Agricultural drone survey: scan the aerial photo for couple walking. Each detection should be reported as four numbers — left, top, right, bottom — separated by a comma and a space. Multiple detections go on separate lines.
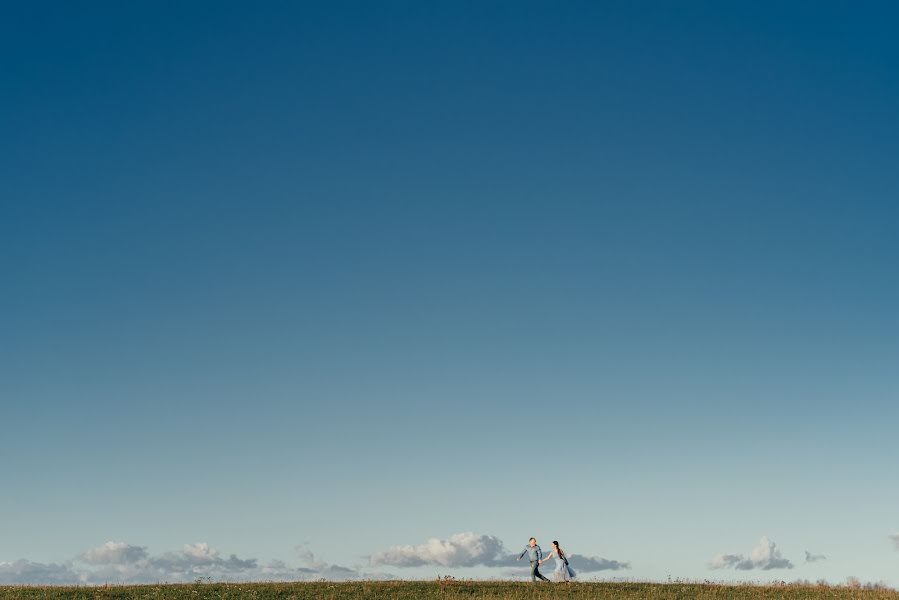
517, 537, 576, 582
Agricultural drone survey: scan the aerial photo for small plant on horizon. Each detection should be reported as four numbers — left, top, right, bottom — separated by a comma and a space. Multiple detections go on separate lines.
436, 575, 456, 593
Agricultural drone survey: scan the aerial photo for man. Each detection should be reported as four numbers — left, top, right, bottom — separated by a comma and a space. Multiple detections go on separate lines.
517, 537, 550, 582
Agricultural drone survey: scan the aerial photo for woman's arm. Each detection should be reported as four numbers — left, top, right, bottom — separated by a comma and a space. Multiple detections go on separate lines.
539, 550, 555, 563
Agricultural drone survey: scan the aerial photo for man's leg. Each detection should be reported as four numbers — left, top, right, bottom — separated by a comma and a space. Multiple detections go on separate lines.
530, 562, 538, 582
534, 562, 550, 582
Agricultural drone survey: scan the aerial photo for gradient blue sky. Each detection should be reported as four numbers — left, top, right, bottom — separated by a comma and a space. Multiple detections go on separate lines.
2, 0, 898, 586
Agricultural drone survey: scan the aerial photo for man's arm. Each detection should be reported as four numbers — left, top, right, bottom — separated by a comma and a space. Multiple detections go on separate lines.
517, 547, 526, 560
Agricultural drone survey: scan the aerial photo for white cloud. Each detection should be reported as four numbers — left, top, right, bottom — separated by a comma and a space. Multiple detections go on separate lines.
890, 533, 899, 550
81, 541, 148, 565
710, 536, 794, 570
181, 543, 220, 564
369, 532, 515, 568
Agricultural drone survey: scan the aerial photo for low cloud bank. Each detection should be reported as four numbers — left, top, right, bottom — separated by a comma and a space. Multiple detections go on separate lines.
0, 542, 392, 584
568, 555, 630, 572
0, 560, 81, 584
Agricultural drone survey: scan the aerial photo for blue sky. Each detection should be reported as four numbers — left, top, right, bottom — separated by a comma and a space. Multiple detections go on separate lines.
2, 0, 898, 586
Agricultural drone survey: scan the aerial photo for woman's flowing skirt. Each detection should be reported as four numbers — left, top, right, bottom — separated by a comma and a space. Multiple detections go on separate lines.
554, 561, 575, 582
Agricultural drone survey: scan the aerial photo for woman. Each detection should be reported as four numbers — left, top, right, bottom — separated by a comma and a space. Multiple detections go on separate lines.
540, 540, 575, 582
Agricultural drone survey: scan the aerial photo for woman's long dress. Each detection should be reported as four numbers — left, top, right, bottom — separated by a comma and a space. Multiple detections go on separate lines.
554, 553, 575, 582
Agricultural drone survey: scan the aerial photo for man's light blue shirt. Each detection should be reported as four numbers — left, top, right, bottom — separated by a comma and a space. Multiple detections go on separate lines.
519, 544, 542, 562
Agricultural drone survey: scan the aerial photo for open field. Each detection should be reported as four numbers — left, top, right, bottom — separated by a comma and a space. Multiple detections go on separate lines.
1, 581, 897, 600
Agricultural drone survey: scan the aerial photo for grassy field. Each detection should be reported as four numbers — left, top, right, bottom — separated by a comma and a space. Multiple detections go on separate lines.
1, 581, 897, 600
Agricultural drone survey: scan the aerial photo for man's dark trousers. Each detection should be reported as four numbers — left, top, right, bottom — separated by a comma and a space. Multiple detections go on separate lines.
530, 561, 550, 582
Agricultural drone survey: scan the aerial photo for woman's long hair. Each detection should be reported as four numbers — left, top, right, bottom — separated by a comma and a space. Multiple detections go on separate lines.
552, 540, 565, 558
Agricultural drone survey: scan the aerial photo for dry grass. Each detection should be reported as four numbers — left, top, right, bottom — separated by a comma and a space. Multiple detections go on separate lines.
1, 580, 897, 600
